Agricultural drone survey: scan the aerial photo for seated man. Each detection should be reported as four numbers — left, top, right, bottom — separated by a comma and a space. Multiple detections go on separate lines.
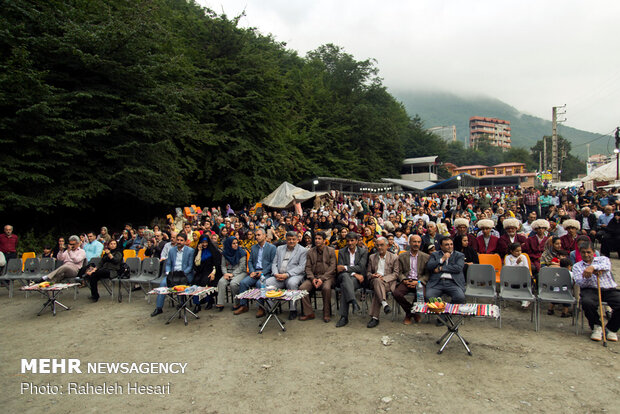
425, 237, 466, 304
299, 231, 337, 322
394, 235, 430, 325
475, 219, 500, 254
335, 232, 368, 328
234, 228, 276, 316
150, 233, 195, 317
41, 235, 86, 282
267, 231, 308, 320
573, 241, 620, 342
366, 237, 400, 328
83, 231, 104, 261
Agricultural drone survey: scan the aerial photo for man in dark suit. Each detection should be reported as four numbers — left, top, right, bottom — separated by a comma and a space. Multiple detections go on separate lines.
335, 232, 368, 327
425, 237, 466, 304
366, 237, 400, 328
234, 228, 277, 316
394, 234, 430, 324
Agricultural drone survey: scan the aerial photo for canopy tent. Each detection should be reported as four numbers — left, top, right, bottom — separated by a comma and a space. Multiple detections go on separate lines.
582, 160, 619, 182
261, 181, 325, 209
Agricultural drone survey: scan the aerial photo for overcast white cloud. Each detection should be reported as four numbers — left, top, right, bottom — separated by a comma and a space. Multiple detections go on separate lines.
198, 0, 620, 134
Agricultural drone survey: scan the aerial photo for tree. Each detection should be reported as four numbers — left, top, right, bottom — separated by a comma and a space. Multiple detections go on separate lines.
530, 136, 586, 180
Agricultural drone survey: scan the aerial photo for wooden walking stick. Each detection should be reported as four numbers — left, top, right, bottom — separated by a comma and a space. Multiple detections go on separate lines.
596, 274, 607, 347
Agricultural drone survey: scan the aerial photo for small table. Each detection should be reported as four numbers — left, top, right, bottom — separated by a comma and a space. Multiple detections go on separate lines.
411, 303, 500, 356
148, 286, 217, 326
236, 289, 308, 333
21, 283, 80, 316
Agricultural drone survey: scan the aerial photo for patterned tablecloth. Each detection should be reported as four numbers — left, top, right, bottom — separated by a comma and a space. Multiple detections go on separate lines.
148, 286, 217, 298
411, 303, 500, 319
236, 288, 308, 302
21, 283, 80, 291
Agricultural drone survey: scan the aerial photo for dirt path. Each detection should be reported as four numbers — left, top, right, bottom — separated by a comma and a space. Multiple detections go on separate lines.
2, 260, 620, 413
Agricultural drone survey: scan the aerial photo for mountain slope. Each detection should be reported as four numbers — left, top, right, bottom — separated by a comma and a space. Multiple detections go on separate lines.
392, 90, 611, 158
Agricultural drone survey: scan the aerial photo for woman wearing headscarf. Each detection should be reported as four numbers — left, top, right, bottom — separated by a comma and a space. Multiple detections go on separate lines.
301, 231, 314, 249
84, 239, 123, 302
97, 227, 112, 246
216, 237, 248, 311
192, 235, 223, 312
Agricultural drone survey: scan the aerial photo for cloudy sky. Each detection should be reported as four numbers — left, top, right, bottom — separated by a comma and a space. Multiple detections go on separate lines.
198, 0, 620, 135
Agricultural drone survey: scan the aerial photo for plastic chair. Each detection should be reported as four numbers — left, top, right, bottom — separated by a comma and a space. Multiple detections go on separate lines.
123, 249, 136, 261
36, 258, 56, 279
465, 264, 497, 302
137, 248, 146, 261
21, 252, 36, 270
115, 257, 141, 302
536, 267, 577, 332
498, 266, 538, 330
126, 257, 160, 302
479, 253, 502, 284
1, 258, 23, 297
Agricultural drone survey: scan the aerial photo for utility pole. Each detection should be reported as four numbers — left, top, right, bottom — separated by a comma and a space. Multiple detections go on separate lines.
543, 136, 547, 171
551, 105, 566, 182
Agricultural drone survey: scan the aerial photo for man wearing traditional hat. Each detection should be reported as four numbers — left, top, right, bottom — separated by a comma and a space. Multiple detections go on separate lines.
499, 218, 527, 257
475, 219, 501, 254
560, 219, 580, 252
523, 219, 550, 273
450, 217, 478, 251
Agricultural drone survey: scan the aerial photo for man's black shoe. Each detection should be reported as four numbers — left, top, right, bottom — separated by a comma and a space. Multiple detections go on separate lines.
367, 318, 379, 328
336, 317, 348, 327
288, 311, 298, 320
150, 308, 163, 317
384, 305, 391, 314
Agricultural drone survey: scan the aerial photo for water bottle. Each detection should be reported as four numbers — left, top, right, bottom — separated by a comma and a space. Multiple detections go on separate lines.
416, 281, 424, 304
260, 275, 266, 298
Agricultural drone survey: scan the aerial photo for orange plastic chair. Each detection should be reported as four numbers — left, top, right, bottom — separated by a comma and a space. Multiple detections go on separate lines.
21, 251, 36, 270
478, 253, 503, 283
183, 207, 193, 218
137, 248, 146, 261
522, 252, 533, 275
123, 249, 136, 261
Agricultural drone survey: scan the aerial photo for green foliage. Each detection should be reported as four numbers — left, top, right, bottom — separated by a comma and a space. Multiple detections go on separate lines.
17, 228, 56, 256
0, 0, 410, 214
530, 136, 586, 180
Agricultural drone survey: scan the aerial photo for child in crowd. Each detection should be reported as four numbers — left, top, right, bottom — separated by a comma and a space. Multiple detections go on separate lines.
504, 243, 531, 308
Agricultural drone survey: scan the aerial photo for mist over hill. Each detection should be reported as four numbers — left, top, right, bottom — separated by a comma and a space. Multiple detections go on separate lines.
393, 90, 610, 158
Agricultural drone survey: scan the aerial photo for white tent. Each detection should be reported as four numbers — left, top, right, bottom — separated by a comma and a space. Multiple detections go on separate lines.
582, 160, 619, 182
261, 181, 325, 209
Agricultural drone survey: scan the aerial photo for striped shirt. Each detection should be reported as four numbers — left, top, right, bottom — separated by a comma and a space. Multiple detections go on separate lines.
573, 256, 617, 289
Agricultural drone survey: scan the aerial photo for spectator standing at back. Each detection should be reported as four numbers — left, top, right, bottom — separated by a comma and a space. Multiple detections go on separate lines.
523, 187, 539, 217
0, 225, 18, 260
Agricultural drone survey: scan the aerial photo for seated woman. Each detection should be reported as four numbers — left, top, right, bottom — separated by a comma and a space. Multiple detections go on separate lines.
456, 234, 479, 279
540, 237, 563, 267
84, 240, 123, 302
240, 229, 257, 252
118, 230, 134, 251
192, 235, 222, 312
216, 237, 248, 311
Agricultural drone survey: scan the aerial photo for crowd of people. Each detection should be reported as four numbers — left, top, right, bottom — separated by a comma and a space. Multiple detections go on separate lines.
2, 185, 620, 341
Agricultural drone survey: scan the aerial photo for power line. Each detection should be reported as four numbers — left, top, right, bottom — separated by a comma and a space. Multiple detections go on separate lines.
571, 128, 617, 147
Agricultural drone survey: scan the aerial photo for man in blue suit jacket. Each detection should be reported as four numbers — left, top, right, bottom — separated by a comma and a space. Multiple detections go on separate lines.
425, 237, 466, 304
151, 233, 195, 317
234, 228, 276, 315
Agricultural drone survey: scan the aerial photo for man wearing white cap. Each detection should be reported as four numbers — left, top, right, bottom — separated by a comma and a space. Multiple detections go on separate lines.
475, 219, 501, 254
450, 217, 478, 251
499, 218, 527, 257
523, 219, 550, 273
560, 219, 580, 252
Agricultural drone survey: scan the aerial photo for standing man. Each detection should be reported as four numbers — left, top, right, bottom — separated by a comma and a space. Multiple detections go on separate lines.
573, 242, 620, 342
267, 231, 308, 320
425, 237, 466, 304
335, 232, 368, 327
0, 225, 18, 261
366, 237, 400, 328
235, 228, 276, 315
150, 233, 195, 317
299, 231, 337, 322
394, 235, 430, 324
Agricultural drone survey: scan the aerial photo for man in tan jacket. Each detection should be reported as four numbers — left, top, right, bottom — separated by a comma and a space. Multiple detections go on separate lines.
367, 237, 400, 328
299, 232, 337, 322
394, 235, 430, 325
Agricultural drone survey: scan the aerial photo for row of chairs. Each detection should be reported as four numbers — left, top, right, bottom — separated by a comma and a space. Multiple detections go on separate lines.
465, 264, 577, 332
